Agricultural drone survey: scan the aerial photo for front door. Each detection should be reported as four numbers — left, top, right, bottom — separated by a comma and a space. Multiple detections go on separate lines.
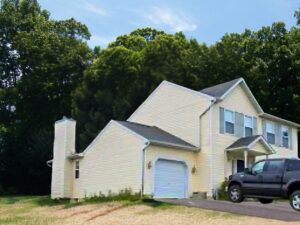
242, 160, 266, 195
237, 160, 245, 173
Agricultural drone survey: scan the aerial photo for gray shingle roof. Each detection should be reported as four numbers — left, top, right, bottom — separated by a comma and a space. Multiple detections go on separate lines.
199, 78, 242, 98
116, 121, 196, 150
226, 135, 261, 149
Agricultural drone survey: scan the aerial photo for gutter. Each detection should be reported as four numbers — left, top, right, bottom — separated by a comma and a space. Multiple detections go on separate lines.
150, 141, 198, 151
259, 113, 300, 128
141, 141, 150, 199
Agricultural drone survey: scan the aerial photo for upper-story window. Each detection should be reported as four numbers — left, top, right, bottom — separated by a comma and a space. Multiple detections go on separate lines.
244, 116, 253, 137
225, 109, 235, 134
281, 126, 289, 148
266, 122, 275, 144
75, 160, 80, 179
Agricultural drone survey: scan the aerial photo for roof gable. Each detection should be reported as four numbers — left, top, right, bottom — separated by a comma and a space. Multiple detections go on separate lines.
128, 80, 214, 121
226, 135, 275, 154
200, 78, 264, 113
200, 78, 241, 98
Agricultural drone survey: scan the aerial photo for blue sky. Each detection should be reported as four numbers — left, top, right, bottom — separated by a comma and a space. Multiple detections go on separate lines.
39, 0, 299, 48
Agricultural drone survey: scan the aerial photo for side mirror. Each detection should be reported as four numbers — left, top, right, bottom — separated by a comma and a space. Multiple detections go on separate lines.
244, 168, 251, 174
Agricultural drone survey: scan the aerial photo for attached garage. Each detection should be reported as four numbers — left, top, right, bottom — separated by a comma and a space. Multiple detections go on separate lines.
154, 159, 188, 198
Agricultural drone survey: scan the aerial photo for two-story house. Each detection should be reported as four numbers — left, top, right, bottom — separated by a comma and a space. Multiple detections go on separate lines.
50, 78, 299, 199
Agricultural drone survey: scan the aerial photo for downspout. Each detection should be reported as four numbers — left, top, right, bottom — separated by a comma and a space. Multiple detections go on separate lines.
209, 100, 215, 199
199, 99, 216, 199
141, 141, 150, 199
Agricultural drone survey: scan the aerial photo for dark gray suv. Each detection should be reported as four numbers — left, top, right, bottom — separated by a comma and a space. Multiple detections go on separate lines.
227, 158, 300, 211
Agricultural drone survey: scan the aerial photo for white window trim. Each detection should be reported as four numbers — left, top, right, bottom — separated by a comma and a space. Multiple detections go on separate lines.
244, 115, 253, 137
224, 109, 235, 135
281, 126, 289, 148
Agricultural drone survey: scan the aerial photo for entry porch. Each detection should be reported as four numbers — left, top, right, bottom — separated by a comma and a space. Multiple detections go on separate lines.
225, 135, 275, 174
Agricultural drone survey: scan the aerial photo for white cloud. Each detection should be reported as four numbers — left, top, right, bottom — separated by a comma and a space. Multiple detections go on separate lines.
83, 2, 108, 16
146, 7, 197, 32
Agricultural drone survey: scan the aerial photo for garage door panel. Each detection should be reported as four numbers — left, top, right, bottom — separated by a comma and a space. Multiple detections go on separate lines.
154, 159, 187, 198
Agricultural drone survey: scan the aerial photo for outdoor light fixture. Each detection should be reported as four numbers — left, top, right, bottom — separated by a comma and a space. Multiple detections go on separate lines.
192, 166, 197, 174
147, 161, 152, 169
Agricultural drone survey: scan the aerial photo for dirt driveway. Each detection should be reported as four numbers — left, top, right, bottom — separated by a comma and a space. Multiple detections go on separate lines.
158, 198, 300, 222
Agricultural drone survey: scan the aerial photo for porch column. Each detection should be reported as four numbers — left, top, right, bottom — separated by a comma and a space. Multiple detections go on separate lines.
244, 150, 248, 168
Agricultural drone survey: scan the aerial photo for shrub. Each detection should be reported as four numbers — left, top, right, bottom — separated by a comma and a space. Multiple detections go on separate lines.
85, 188, 141, 203
218, 180, 229, 201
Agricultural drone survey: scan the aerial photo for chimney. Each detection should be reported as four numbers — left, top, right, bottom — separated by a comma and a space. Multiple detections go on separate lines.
51, 116, 76, 199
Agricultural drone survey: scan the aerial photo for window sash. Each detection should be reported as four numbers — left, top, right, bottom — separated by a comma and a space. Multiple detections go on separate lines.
225, 121, 234, 134
75, 161, 80, 179
282, 137, 289, 148
224, 109, 234, 134
225, 110, 234, 123
281, 126, 289, 148
244, 116, 253, 128
267, 133, 275, 145
245, 127, 253, 137
266, 122, 275, 134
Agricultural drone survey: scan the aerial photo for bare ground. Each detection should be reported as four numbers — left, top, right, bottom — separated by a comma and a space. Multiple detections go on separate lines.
1, 197, 300, 225
35, 202, 300, 225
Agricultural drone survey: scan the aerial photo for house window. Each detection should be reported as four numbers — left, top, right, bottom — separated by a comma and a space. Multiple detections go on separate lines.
244, 116, 253, 137
266, 122, 275, 144
281, 126, 289, 148
225, 110, 235, 134
75, 161, 80, 179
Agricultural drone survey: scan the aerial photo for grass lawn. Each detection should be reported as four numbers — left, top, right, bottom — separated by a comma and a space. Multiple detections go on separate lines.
0, 196, 297, 225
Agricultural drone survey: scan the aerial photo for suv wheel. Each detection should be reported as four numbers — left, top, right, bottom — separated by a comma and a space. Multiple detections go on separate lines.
290, 190, 300, 211
228, 185, 244, 203
258, 198, 273, 204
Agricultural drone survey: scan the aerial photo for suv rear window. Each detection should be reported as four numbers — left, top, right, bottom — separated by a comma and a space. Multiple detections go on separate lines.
287, 160, 300, 171
265, 160, 284, 173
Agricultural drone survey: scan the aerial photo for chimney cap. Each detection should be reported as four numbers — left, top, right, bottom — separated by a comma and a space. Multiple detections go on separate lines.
55, 116, 76, 124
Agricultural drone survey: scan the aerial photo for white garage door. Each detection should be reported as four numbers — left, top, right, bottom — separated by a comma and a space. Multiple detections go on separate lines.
154, 159, 188, 198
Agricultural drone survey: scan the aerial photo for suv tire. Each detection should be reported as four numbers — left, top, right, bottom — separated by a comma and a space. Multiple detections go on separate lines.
258, 198, 273, 204
228, 185, 244, 203
290, 190, 300, 211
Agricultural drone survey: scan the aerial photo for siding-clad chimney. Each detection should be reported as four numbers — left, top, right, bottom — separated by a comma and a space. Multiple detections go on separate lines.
51, 117, 76, 199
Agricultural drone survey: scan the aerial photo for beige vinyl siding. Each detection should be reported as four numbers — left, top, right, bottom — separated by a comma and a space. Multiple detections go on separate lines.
258, 121, 298, 160
251, 141, 269, 154
261, 127, 298, 159
211, 84, 298, 188
212, 85, 261, 186
128, 82, 212, 147
197, 109, 214, 194
143, 145, 198, 197
72, 121, 145, 198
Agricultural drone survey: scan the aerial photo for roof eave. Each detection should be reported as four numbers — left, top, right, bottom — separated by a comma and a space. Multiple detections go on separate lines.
259, 113, 300, 128
150, 141, 199, 151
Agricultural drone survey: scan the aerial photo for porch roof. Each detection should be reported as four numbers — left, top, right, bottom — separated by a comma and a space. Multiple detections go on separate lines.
226, 135, 275, 155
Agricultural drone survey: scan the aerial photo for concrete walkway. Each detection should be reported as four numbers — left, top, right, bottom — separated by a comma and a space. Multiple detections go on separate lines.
157, 198, 300, 221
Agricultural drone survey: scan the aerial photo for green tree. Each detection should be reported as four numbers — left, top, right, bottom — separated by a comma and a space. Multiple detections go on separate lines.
0, 0, 92, 194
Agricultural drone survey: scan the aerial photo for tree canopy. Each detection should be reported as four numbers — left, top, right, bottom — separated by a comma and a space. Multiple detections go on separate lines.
0, 0, 299, 194
0, 0, 92, 194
